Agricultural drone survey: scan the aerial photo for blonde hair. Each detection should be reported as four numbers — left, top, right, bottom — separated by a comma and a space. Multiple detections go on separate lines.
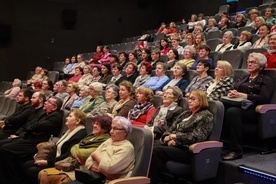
190, 89, 209, 109
70, 109, 87, 125
217, 60, 234, 77
137, 86, 154, 102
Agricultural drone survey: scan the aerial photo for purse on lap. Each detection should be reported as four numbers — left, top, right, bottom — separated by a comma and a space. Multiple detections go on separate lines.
75, 169, 106, 184
54, 156, 80, 172
34, 135, 57, 161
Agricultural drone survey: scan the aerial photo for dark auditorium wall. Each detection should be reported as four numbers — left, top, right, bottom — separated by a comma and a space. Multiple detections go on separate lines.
0, 0, 257, 81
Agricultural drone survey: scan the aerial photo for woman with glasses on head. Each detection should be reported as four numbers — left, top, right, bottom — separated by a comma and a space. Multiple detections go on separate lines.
222, 53, 273, 160
149, 89, 213, 184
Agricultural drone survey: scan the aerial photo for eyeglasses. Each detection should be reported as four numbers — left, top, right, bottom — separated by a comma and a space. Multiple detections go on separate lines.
111, 127, 125, 131
247, 60, 258, 65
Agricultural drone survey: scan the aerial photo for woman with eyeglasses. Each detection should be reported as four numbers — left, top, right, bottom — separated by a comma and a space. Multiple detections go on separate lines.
171, 45, 196, 70
222, 53, 273, 160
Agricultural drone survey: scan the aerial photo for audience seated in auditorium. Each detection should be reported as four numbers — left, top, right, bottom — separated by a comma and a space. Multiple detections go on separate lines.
264, 7, 275, 26
252, 16, 265, 34
190, 44, 214, 70
98, 63, 112, 86
24, 109, 87, 183
160, 38, 171, 55
129, 86, 156, 128
143, 62, 170, 92
171, 36, 184, 55
222, 52, 274, 160
264, 32, 276, 68
150, 48, 161, 70
40, 68, 49, 82
0, 94, 63, 184
166, 49, 179, 70
71, 85, 90, 109
204, 18, 219, 33
192, 25, 203, 36
4, 78, 21, 98
74, 54, 86, 69
91, 66, 102, 82
232, 14, 246, 29
149, 89, 213, 184
138, 49, 151, 69
37, 114, 112, 184
41, 79, 54, 100
219, 17, 229, 31
156, 62, 188, 95
185, 33, 195, 47
144, 86, 183, 140
218, 12, 228, 26
27, 66, 42, 86
107, 64, 126, 86
68, 67, 83, 83
128, 51, 138, 64
124, 62, 139, 84
0, 89, 33, 139
156, 22, 166, 34
231, 30, 252, 51
63, 57, 76, 74
109, 54, 119, 67
215, 31, 233, 53
87, 84, 118, 117
185, 60, 213, 96
171, 45, 196, 70
133, 61, 152, 88
251, 24, 270, 49
55, 80, 69, 101
66, 56, 77, 75
89, 45, 104, 65
33, 81, 42, 92
245, 9, 259, 27
99, 45, 111, 64
79, 82, 104, 114
205, 60, 234, 101
188, 14, 198, 32
109, 81, 136, 118
197, 13, 206, 28
162, 22, 178, 36
194, 33, 206, 52
61, 82, 79, 110
77, 65, 93, 88
118, 52, 129, 69
180, 29, 189, 43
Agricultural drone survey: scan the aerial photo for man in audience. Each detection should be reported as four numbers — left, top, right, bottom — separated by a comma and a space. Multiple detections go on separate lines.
0, 94, 63, 184
0, 89, 34, 139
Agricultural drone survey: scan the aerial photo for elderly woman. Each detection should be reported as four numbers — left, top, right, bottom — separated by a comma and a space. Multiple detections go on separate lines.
124, 62, 139, 84
40, 69, 49, 82
143, 62, 170, 92
71, 85, 90, 109
24, 109, 88, 183
79, 82, 104, 114
91, 66, 102, 82
232, 14, 246, 29
166, 49, 179, 70
264, 7, 276, 25
264, 32, 276, 68
41, 79, 53, 100
68, 67, 83, 83
107, 64, 126, 86
98, 63, 112, 85
63, 57, 76, 74
160, 38, 170, 55
219, 17, 229, 31
156, 62, 188, 95
231, 30, 252, 51
77, 65, 93, 88
110, 81, 136, 118
87, 84, 119, 117
149, 89, 214, 184
61, 82, 79, 110
145, 86, 184, 139
252, 24, 270, 49
205, 60, 234, 101
27, 66, 42, 86
172, 45, 196, 70
55, 80, 69, 101
185, 60, 213, 96
204, 18, 218, 33
190, 44, 214, 70
89, 45, 104, 65
252, 16, 265, 34
215, 31, 233, 53
129, 87, 156, 127
222, 53, 273, 160
74, 54, 86, 69
133, 61, 152, 88
37, 114, 112, 184
4, 78, 21, 98
246, 9, 259, 27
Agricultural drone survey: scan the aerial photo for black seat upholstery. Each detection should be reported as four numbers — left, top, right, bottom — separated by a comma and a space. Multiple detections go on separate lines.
221, 49, 244, 69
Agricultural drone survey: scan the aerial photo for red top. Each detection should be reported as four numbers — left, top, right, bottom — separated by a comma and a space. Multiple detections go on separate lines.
90, 52, 104, 64
131, 106, 156, 128
264, 52, 276, 68
68, 75, 82, 82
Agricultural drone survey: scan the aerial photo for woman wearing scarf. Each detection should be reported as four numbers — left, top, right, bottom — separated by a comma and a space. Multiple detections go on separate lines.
264, 32, 276, 68
129, 87, 156, 128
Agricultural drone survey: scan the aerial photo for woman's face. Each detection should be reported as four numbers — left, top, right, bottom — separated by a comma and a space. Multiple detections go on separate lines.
128, 53, 135, 61
250, 13, 257, 21
40, 70, 46, 76
186, 35, 193, 45
101, 65, 109, 75
167, 50, 176, 60
65, 112, 79, 128
222, 34, 231, 44
71, 56, 76, 63
239, 33, 247, 42
195, 35, 202, 44
196, 62, 207, 74
92, 67, 100, 77
155, 64, 165, 77
199, 48, 208, 59
112, 67, 121, 77
35, 67, 41, 74
119, 85, 131, 101
160, 39, 167, 47
53, 82, 59, 92
119, 54, 126, 62
208, 20, 214, 27
66, 84, 75, 94
83, 66, 90, 74
188, 92, 200, 112
136, 90, 147, 104
184, 49, 193, 59
79, 87, 88, 98
93, 121, 106, 137
269, 34, 276, 49
77, 56, 82, 63
103, 47, 109, 53
236, 16, 242, 23
214, 63, 226, 78
74, 68, 81, 76
89, 86, 98, 98
41, 81, 49, 90
65, 58, 70, 65
171, 39, 179, 48
247, 56, 262, 73
110, 121, 127, 142
105, 88, 116, 101
173, 65, 184, 77
163, 89, 176, 106
220, 18, 227, 26
255, 18, 263, 28
140, 65, 148, 76
151, 52, 159, 61
96, 46, 101, 52
265, 9, 272, 17
259, 26, 269, 38
125, 64, 134, 75
57, 82, 66, 93
141, 51, 149, 60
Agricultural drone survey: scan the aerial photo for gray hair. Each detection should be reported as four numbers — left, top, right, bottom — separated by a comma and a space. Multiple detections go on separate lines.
113, 116, 132, 133
268, 31, 276, 39
167, 86, 183, 101
81, 85, 90, 93
183, 45, 196, 56
224, 31, 233, 40
248, 52, 267, 69
106, 84, 119, 98
14, 78, 22, 87
208, 18, 217, 25
89, 82, 103, 93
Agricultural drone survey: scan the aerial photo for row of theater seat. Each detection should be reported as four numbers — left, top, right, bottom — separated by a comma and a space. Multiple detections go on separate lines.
0, 95, 17, 120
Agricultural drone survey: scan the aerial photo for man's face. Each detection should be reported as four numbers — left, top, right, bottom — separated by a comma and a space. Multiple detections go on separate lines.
30, 92, 41, 108
44, 98, 57, 114
16, 92, 26, 105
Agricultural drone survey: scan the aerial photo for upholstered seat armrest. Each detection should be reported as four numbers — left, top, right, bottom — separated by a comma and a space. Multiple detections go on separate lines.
189, 141, 223, 154
255, 104, 276, 114
109, 176, 150, 184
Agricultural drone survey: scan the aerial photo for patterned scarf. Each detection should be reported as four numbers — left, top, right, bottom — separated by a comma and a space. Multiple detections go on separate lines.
128, 102, 153, 120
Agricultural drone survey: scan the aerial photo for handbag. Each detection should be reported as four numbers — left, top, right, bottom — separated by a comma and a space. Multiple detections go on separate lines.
54, 156, 79, 172
75, 169, 106, 184
34, 135, 57, 161
220, 96, 253, 110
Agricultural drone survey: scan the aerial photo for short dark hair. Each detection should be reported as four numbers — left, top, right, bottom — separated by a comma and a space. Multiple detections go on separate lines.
140, 61, 152, 74
21, 89, 33, 100
93, 115, 112, 133
51, 96, 62, 110
198, 59, 211, 72
112, 63, 123, 72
